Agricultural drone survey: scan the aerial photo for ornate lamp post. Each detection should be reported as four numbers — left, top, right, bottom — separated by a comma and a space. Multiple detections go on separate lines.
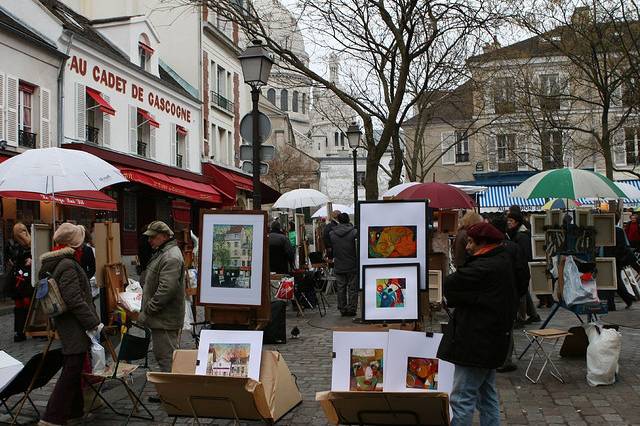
346, 122, 363, 207
238, 40, 273, 209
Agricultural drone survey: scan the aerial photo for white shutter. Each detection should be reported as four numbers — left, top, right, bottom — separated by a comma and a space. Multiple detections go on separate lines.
484, 80, 495, 115
129, 106, 137, 153
6, 75, 18, 145
530, 136, 543, 170
75, 83, 85, 140
563, 134, 574, 168
40, 87, 51, 148
170, 123, 176, 166
149, 126, 156, 159
102, 94, 110, 146
0, 73, 5, 141
516, 135, 528, 170
559, 73, 570, 110
613, 131, 626, 166
487, 136, 497, 171
611, 82, 623, 107
185, 132, 191, 169
441, 132, 455, 165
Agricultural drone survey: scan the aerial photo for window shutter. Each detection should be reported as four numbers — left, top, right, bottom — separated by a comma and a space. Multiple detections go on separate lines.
613, 131, 626, 166
6, 75, 18, 145
40, 87, 51, 148
129, 106, 137, 153
0, 73, 5, 141
441, 132, 455, 165
516, 135, 528, 170
530, 136, 543, 170
170, 123, 176, 166
149, 126, 156, 159
560, 73, 570, 110
612, 82, 623, 107
487, 136, 497, 171
75, 83, 86, 140
484, 81, 495, 115
563, 135, 574, 168
102, 94, 111, 146
185, 132, 191, 169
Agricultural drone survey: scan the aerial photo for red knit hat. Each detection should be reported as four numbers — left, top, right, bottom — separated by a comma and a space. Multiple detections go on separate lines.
467, 222, 505, 243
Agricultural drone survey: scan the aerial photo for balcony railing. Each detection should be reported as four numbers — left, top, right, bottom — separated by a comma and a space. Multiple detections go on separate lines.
176, 154, 183, 168
137, 141, 147, 157
86, 125, 100, 144
19, 130, 37, 148
211, 90, 234, 114
455, 152, 469, 163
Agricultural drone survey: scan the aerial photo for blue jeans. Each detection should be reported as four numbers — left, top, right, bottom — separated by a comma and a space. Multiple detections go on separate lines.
451, 365, 500, 426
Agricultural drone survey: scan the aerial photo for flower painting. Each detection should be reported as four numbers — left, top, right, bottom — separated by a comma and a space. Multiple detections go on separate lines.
211, 224, 253, 288
350, 348, 384, 391
368, 226, 417, 258
376, 278, 406, 308
406, 357, 438, 390
206, 343, 251, 378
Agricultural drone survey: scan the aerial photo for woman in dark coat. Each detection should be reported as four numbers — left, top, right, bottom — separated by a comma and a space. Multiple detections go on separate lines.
437, 222, 516, 425
6, 223, 33, 342
39, 223, 100, 426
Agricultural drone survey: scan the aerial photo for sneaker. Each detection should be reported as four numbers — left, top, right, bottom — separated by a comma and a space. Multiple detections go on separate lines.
496, 364, 517, 373
526, 315, 541, 324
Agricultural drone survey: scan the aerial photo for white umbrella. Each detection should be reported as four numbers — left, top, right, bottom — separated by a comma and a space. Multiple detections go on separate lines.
272, 188, 329, 209
312, 203, 354, 218
380, 182, 420, 198
0, 147, 127, 225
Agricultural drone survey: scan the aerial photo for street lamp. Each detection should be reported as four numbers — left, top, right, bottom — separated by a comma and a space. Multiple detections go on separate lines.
239, 39, 273, 210
346, 122, 362, 207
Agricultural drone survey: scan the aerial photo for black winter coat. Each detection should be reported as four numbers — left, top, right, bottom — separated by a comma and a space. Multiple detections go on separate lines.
329, 223, 357, 274
269, 232, 294, 274
437, 245, 516, 369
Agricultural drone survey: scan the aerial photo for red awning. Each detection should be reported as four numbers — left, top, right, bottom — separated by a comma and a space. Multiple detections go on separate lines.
138, 108, 159, 128
0, 190, 117, 211
87, 87, 116, 116
176, 125, 188, 136
138, 41, 154, 55
119, 168, 225, 203
201, 163, 281, 204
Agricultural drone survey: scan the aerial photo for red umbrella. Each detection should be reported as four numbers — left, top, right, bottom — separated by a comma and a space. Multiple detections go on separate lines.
395, 182, 475, 209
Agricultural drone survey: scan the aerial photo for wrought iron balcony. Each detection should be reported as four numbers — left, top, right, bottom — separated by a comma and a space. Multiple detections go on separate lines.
455, 152, 469, 163
176, 154, 183, 168
86, 125, 100, 144
137, 141, 147, 157
211, 90, 234, 114
18, 130, 36, 148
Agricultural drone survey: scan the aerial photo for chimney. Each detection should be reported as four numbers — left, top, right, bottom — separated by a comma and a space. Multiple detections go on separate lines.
571, 6, 591, 27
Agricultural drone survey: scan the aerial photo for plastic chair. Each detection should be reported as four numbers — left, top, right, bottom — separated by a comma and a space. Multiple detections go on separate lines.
0, 348, 64, 424
84, 323, 153, 424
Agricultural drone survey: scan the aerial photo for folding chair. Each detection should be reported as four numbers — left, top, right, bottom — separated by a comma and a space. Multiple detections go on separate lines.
84, 323, 153, 424
523, 328, 572, 384
0, 348, 64, 424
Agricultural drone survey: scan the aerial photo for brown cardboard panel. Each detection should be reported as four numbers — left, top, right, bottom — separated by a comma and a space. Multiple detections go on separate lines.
593, 214, 616, 247
529, 262, 553, 295
595, 257, 617, 290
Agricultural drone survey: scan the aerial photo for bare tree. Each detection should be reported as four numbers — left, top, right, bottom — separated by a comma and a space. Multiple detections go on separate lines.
184, 0, 499, 199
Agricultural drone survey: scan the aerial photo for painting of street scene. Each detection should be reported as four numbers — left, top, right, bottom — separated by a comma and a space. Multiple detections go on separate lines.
211, 224, 253, 288
350, 348, 384, 391
206, 343, 251, 377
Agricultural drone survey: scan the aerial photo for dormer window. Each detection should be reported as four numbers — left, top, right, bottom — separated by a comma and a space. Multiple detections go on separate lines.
138, 34, 153, 71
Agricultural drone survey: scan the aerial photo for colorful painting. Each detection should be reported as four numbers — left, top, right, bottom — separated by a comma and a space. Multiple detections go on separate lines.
375, 278, 406, 308
406, 357, 438, 390
211, 224, 253, 288
350, 348, 384, 391
368, 226, 417, 258
206, 343, 251, 377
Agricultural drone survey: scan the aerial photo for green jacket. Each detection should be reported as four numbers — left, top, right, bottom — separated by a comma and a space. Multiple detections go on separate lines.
139, 239, 185, 330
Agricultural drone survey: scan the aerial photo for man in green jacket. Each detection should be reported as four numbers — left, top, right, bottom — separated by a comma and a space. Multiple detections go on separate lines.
139, 221, 185, 373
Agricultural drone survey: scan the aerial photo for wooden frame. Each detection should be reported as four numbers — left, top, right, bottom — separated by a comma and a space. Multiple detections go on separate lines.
531, 237, 546, 260
547, 209, 562, 228
437, 210, 457, 234
575, 209, 592, 228
595, 257, 617, 290
427, 270, 442, 303
531, 214, 547, 237
197, 210, 270, 324
362, 263, 420, 322
593, 213, 616, 247
529, 262, 553, 295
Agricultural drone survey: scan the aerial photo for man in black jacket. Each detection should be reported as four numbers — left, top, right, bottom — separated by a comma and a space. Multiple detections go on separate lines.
507, 210, 540, 324
322, 210, 341, 260
437, 222, 516, 425
329, 213, 358, 316
268, 221, 295, 274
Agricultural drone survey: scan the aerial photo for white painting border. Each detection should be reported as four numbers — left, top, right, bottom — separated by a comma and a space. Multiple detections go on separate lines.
331, 331, 389, 392
363, 264, 419, 321
195, 330, 263, 380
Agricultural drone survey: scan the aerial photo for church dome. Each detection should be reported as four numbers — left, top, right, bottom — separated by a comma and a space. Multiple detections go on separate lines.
253, 0, 309, 66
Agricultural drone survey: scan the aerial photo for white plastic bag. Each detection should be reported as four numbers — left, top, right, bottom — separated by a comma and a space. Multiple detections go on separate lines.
118, 291, 142, 312
585, 323, 621, 386
183, 299, 194, 331
86, 323, 106, 374
125, 279, 142, 293
563, 256, 597, 307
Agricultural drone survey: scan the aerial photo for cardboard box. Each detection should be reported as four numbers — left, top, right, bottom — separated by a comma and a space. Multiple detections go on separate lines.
147, 350, 301, 423
0, 351, 23, 393
316, 391, 450, 425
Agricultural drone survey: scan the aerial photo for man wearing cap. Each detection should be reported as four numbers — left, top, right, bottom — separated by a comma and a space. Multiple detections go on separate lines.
437, 222, 516, 425
139, 221, 185, 373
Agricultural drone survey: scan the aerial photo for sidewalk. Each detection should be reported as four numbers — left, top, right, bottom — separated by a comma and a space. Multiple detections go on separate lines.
2, 298, 640, 425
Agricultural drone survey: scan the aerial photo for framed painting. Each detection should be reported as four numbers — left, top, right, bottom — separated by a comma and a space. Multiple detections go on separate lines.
575, 209, 592, 228
595, 257, 617, 290
357, 200, 428, 290
593, 214, 616, 247
531, 214, 547, 237
531, 237, 546, 260
198, 210, 268, 306
384, 330, 454, 394
362, 263, 420, 322
437, 210, 458, 234
195, 330, 263, 380
331, 331, 388, 392
529, 262, 553, 295
547, 209, 562, 228
428, 270, 443, 303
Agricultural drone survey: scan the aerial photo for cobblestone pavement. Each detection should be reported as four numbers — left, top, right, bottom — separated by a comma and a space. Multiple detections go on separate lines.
2, 296, 640, 425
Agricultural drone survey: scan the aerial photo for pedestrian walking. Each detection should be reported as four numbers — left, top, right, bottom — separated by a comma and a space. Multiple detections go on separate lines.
625, 213, 640, 251
139, 221, 185, 375
453, 211, 483, 268
323, 210, 341, 260
437, 222, 516, 425
602, 210, 637, 309
38, 223, 101, 426
268, 221, 295, 274
6, 223, 32, 342
329, 213, 358, 317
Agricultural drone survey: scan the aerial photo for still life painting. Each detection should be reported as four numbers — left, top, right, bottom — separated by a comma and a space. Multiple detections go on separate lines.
375, 278, 406, 308
206, 343, 251, 378
368, 226, 417, 258
211, 224, 253, 289
350, 348, 384, 391
406, 357, 438, 390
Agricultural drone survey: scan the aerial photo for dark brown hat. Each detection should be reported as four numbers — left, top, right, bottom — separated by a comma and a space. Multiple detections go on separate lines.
467, 222, 505, 243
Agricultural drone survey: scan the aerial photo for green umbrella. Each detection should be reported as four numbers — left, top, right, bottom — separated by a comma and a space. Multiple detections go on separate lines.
510, 168, 626, 200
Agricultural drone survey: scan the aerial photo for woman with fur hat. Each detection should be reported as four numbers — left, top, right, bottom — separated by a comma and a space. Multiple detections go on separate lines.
6, 222, 33, 342
38, 223, 100, 426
